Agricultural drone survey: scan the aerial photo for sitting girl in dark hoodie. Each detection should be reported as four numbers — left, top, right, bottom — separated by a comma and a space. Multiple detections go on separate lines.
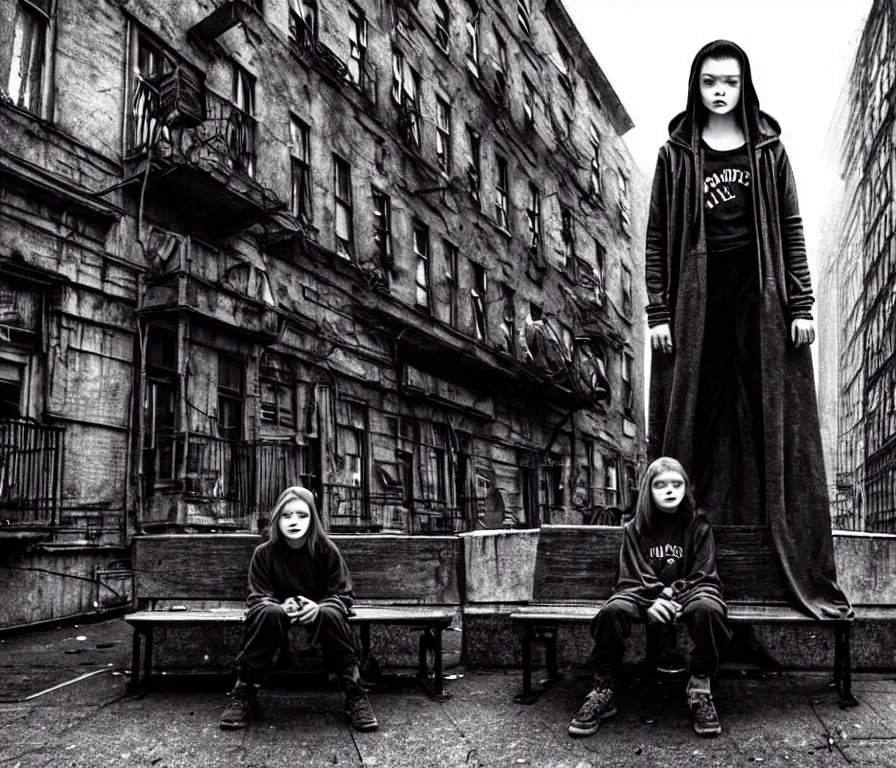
569, 457, 732, 738
219, 486, 377, 732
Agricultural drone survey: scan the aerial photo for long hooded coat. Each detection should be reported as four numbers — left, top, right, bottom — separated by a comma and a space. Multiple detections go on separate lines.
645, 41, 852, 620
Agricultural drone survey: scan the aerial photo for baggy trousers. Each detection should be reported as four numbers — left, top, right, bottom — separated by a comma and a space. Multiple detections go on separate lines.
589, 598, 732, 679
235, 602, 360, 689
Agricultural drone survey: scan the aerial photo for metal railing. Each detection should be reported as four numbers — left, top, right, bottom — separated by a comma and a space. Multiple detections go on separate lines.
0, 418, 64, 527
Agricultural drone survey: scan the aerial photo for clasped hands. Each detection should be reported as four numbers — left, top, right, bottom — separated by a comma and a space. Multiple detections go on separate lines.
282, 595, 320, 625
646, 586, 682, 625
649, 318, 815, 353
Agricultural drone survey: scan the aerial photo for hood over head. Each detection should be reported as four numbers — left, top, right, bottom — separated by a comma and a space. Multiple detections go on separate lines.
668, 40, 780, 149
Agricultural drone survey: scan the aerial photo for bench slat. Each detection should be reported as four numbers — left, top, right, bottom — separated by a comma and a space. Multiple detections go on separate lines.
125, 605, 456, 627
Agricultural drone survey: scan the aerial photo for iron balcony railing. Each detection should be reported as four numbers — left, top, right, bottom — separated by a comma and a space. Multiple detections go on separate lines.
0, 418, 64, 527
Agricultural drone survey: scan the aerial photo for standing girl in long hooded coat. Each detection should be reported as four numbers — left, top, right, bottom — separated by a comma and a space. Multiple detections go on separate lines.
645, 40, 851, 620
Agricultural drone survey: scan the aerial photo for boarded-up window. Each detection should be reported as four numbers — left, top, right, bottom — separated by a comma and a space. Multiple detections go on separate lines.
260, 352, 296, 428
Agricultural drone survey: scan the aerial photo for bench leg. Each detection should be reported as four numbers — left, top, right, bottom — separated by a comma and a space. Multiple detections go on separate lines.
415, 627, 450, 702
514, 625, 561, 705
127, 629, 142, 693
836, 624, 858, 708
142, 628, 154, 692
514, 624, 535, 704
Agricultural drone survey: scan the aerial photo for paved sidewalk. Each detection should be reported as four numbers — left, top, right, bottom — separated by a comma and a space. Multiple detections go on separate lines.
1, 618, 895, 767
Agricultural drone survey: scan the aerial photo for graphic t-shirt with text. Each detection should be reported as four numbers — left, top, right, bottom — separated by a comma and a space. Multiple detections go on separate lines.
703, 141, 754, 252
643, 515, 686, 587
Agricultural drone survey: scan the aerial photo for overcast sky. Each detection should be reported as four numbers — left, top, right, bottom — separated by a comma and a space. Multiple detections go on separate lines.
563, 0, 870, 262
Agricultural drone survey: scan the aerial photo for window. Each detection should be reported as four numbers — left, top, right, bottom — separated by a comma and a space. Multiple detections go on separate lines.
334, 155, 354, 260
347, 9, 368, 85
260, 352, 296, 428
522, 75, 535, 127
290, 116, 312, 222
578, 439, 594, 509
517, 0, 531, 36
289, 0, 317, 44
622, 351, 634, 412
593, 240, 606, 301
621, 265, 633, 318
436, 97, 451, 173
392, 49, 421, 148
604, 455, 618, 508
471, 262, 487, 341
230, 61, 256, 176
435, 0, 450, 51
618, 171, 631, 234
129, 32, 172, 151
445, 241, 459, 328
589, 123, 603, 199
7, 0, 50, 115
372, 189, 392, 270
467, 126, 481, 205
465, 1, 480, 76
414, 223, 431, 309
526, 184, 541, 251
143, 326, 178, 483
495, 156, 509, 230
500, 284, 515, 353
552, 37, 574, 93
494, 29, 508, 101
542, 454, 564, 512
561, 208, 575, 269
217, 354, 244, 442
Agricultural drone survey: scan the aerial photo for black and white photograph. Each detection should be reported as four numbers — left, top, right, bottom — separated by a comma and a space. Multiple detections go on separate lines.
0, 0, 894, 765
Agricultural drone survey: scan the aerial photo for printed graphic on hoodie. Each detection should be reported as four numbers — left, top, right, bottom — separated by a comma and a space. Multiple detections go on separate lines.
704, 167, 751, 210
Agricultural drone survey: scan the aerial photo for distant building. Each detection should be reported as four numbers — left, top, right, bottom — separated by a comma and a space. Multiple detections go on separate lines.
817, 0, 896, 532
0, 0, 646, 575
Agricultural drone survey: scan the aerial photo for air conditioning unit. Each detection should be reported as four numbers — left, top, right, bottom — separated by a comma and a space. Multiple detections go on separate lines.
155, 66, 206, 128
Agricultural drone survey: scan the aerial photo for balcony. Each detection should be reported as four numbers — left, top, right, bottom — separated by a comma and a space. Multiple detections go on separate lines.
290, 36, 350, 86
125, 78, 281, 230
0, 418, 64, 530
188, 0, 262, 46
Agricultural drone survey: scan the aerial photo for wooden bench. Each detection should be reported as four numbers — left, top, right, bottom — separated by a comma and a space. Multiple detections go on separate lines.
125, 534, 461, 700
510, 525, 877, 707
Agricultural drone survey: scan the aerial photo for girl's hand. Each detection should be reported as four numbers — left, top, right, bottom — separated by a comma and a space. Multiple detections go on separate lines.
646, 598, 680, 624
661, 586, 675, 600
293, 597, 320, 626
650, 323, 673, 354
791, 318, 816, 347
282, 597, 301, 624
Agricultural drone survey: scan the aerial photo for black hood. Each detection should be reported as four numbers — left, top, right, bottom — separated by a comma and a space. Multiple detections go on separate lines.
668, 40, 781, 150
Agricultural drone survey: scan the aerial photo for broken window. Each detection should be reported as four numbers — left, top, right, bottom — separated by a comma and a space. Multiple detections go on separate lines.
290, 115, 313, 222
128, 31, 173, 151
143, 326, 178, 484
260, 352, 297, 429
414, 222, 430, 310
517, 0, 531, 36
347, 8, 368, 86
334, 155, 354, 260
561, 208, 575, 270
467, 125, 481, 205
435, 0, 450, 52
471, 262, 487, 341
500, 284, 515, 354
494, 29, 508, 102
495, 156, 509, 230
589, 123, 603, 199
445, 241, 459, 328
604, 455, 618, 508
391, 49, 421, 148
372, 188, 392, 270
435, 97, 452, 173
217, 354, 244, 442
526, 184, 541, 251
621, 350, 634, 412
618, 170, 631, 234
289, 0, 317, 44
465, 1, 480, 77
621, 264, 633, 318
230, 61, 256, 176
522, 75, 535, 127
7, 0, 49, 115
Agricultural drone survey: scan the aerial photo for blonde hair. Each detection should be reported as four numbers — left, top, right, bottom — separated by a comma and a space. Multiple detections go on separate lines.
267, 486, 331, 557
632, 457, 697, 534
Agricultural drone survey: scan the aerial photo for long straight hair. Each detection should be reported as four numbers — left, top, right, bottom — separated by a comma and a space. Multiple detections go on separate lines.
631, 457, 697, 535
267, 486, 332, 559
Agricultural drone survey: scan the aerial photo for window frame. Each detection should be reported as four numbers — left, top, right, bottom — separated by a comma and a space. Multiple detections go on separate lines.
467, 125, 482, 206
445, 240, 460, 329
333, 154, 355, 260
434, 0, 451, 52
217, 353, 245, 443
289, 0, 318, 45
259, 351, 297, 429
471, 261, 488, 341
436, 96, 452, 173
414, 221, 431, 311
495, 155, 510, 231
391, 48, 421, 148
347, 8, 368, 86
526, 183, 541, 252
289, 115, 313, 223
500, 283, 515, 354
372, 188, 393, 270
465, 1, 481, 77
6, 0, 52, 118
621, 264, 633, 319
589, 122, 603, 199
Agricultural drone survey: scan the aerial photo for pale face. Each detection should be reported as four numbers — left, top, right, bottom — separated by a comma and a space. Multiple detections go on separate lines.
277, 498, 312, 544
651, 470, 686, 514
699, 57, 742, 117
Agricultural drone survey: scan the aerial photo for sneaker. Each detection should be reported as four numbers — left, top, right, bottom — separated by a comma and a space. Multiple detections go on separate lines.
219, 688, 257, 731
344, 691, 379, 732
568, 681, 617, 737
690, 691, 722, 737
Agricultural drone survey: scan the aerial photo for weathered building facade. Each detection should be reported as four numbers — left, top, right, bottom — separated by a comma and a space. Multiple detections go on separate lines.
0, 0, 646, 575
817, 0, 896, 533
